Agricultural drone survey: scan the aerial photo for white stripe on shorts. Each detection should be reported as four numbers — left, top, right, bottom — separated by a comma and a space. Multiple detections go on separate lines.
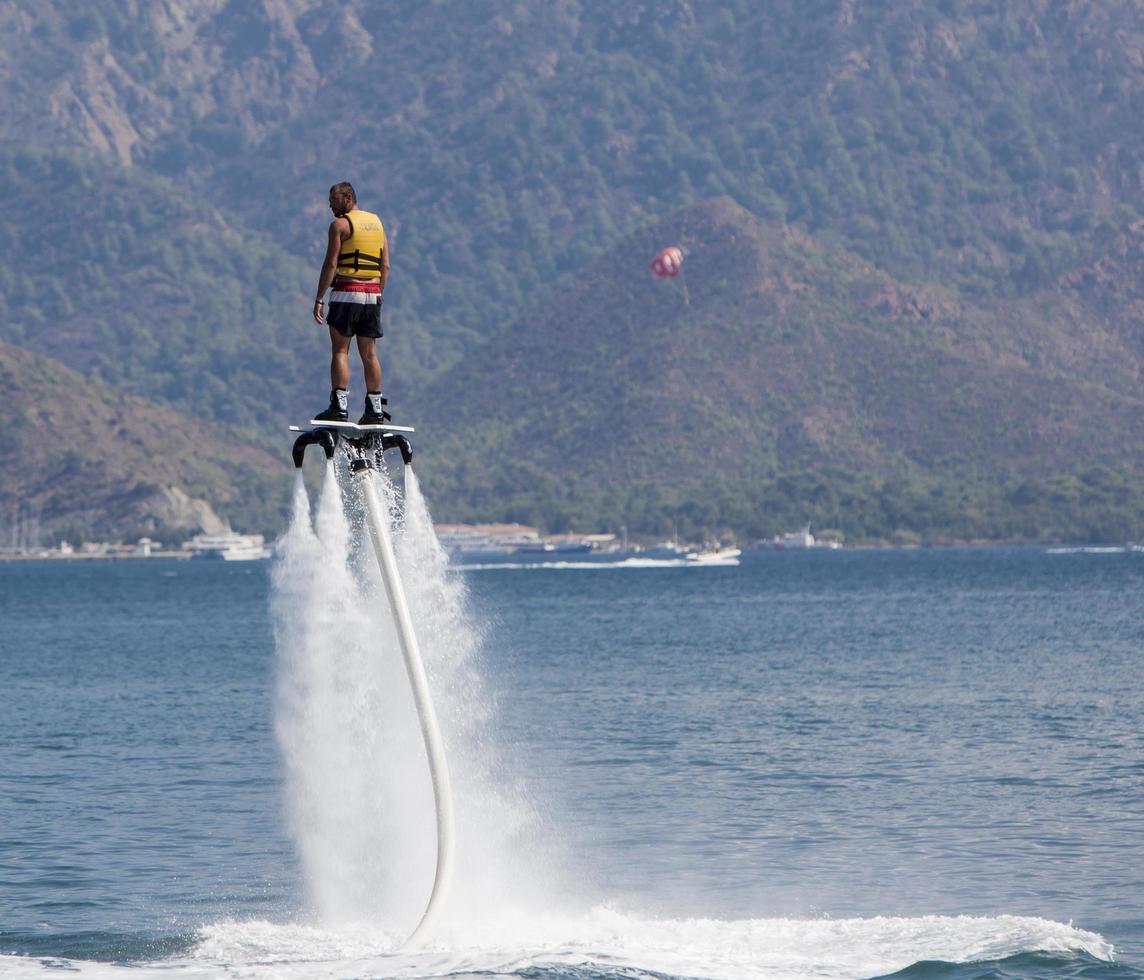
329, 291, 380, 305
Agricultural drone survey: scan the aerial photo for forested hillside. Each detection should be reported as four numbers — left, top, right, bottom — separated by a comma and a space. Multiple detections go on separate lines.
0, 149, 316, 428
417, 198, 1144, 542
1, 1, 1143, 540
0, 341, 288, 542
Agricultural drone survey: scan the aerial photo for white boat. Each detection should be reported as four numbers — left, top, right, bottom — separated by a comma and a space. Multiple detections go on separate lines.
514, 541, 593, 556
220, 542, 271, 561
183, 533, 270, 560
435, 523, 543, 561
686, 546, 742, 563
639, 540, 689, 560
776, 525, 815, 548
772, 525, 842, 550
440, 536, 516, 561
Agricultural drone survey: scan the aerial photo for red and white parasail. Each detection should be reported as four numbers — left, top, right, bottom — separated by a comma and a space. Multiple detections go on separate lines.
650, 246, 684, 279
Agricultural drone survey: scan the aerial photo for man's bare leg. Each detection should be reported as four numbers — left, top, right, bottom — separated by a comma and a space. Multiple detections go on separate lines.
329, 327, 352, 389
356, 336, 389, 422
357, 336, 381, 393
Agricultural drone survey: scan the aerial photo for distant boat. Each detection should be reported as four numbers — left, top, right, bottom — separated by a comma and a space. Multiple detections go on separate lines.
450, 546, 515, 561
514, 541, 593, 556
776, 525, 815, 548
686, 546, 742, 563
436, 523, 546, 561
441, 538, 515, 561
446, 539, 595, 561
772, 525, 842, 550
639, 540, 689, 560
183, 533, 269, 560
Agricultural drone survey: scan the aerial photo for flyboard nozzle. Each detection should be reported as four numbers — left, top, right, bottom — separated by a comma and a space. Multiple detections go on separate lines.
382, 433, 414, 466
291, 429, 337, 468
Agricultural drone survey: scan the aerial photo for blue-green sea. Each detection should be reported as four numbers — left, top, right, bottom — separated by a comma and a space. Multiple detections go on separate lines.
1, 546, 1142, 979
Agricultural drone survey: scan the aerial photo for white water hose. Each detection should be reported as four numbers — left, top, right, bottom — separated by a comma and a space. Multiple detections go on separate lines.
356, 464, 455, 948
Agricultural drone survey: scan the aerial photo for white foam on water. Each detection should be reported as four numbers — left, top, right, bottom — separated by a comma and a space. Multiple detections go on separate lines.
0, 911, 1115, 979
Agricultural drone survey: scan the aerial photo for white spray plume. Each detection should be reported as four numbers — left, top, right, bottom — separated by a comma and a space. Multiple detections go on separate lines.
272, 460, 563, 940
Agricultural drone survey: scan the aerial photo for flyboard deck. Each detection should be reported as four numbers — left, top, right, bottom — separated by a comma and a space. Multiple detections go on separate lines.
289, 419, 415, 434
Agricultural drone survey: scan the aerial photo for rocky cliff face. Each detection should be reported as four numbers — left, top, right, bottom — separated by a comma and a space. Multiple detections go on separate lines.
1, 0, 332, 163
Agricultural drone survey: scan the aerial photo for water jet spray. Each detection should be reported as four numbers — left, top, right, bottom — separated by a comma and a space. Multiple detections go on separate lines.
290, 423, 454, 947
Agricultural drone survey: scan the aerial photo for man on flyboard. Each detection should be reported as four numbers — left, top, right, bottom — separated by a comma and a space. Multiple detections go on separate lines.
311, 181, 391, 425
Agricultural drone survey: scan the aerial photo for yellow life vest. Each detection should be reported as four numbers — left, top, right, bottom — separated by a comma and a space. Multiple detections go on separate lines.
336, 209, 387, 280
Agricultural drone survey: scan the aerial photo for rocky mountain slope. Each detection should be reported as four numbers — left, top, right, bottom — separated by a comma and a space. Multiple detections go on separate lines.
0, 341, 289, 540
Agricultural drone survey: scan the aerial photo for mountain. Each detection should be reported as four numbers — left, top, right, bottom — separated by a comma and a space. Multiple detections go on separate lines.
3, 2, 1144, 541
0, 147, 321, 429
415, 198, 1144, 542
8, 0, 1144, 384
0, 341, 290, 542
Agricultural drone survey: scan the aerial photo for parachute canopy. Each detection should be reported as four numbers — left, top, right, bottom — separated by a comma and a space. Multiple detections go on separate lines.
650, 246, 684, 279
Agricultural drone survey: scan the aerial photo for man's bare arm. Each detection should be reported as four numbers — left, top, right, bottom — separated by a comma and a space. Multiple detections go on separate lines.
313, 219, 347, 324
378, 244, 390, 297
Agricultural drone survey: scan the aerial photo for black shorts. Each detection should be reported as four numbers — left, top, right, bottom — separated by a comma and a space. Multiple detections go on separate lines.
327, 298, 383, 339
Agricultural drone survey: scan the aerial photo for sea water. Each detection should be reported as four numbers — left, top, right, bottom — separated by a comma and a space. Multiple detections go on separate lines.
1, 505, 1142, 978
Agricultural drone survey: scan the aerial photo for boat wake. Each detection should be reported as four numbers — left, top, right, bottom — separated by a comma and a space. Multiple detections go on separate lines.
457, 556, 740, 571
1046, 545, 1144, 555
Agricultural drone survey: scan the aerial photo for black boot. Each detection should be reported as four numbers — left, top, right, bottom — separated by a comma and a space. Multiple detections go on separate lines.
313, 390, 348, 423
358, 395, 391, 426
